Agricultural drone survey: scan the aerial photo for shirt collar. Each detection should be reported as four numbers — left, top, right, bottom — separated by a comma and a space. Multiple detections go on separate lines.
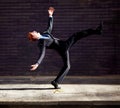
38, 33, 41, 39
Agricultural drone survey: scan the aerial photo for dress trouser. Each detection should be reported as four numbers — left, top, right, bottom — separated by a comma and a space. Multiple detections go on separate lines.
54, 29, 98, 83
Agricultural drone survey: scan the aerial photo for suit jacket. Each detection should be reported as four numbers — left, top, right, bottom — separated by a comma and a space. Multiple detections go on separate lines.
36, 16, 61, 65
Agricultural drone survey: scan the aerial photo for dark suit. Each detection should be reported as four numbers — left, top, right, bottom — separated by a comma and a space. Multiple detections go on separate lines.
37, 16, 101, 83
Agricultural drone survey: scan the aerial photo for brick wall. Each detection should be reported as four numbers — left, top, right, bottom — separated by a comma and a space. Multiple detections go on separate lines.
0, 0, 119, 76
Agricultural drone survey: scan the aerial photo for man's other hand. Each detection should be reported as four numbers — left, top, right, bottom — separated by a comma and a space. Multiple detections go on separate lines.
48, 7, 55, 16
30, 64, 38, 71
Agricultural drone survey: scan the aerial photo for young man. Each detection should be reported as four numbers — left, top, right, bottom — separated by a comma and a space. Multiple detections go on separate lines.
28, 7, 102, 89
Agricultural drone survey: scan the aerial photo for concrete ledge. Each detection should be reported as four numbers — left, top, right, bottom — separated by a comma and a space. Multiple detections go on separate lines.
0, 76, 120, 106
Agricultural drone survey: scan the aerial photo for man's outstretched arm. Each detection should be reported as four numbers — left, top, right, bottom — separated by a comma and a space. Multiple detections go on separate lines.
44, 7, 55, 34
30, 41, 46, 71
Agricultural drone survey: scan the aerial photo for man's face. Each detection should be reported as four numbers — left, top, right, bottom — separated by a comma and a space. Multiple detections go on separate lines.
31, 31, 40, 40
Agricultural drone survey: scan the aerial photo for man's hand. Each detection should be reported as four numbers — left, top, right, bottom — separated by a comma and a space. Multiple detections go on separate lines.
48, 7, 55, 16
30, 64, 39, 71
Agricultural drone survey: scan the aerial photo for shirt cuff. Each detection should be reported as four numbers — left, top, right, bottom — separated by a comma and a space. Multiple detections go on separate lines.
49, 15, 53, 18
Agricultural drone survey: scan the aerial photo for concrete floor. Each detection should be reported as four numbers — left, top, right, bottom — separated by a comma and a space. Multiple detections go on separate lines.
0, 76, 120, 107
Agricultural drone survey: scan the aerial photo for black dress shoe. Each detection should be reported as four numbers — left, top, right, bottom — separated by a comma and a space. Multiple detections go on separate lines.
51, 81, 61, 89
96, 22, 103, 35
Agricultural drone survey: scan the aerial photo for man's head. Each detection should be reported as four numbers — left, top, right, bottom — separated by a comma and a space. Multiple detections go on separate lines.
28, 31, 40, 41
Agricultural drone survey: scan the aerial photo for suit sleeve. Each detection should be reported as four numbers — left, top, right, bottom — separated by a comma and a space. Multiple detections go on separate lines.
36, 41, 46, 65
46, 17, 53, 33
44, 17, 54, 38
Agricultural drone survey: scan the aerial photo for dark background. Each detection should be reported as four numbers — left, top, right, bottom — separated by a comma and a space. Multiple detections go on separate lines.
0, 0, 119, 76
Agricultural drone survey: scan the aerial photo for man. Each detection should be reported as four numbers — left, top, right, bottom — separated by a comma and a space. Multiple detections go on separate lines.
28, 7, 102, 89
